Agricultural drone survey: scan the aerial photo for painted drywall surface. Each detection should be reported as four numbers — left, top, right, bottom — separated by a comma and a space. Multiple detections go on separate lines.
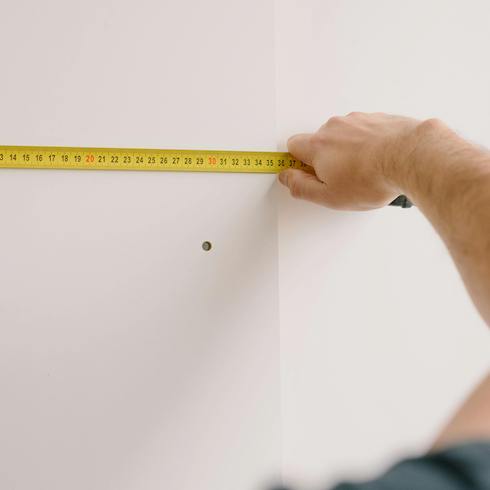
3, 1, 490, 488
0, 1, 280, 489
275, 1, 490, 487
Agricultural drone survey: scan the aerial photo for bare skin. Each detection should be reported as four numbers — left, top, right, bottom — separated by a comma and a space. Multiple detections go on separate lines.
433, 373, 490, 450
279, 113, 490, 449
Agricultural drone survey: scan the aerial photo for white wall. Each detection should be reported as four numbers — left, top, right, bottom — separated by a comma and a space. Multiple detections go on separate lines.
1, 1, 490, 489
0, 1, 281, 489
276, 1, 490, 488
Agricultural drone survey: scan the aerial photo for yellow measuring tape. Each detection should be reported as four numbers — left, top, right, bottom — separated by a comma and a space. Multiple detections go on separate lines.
0, 146, 305, 173
0, 145, 412, 206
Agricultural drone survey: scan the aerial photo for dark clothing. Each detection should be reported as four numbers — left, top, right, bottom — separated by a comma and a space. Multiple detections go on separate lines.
332, 442, 490, 490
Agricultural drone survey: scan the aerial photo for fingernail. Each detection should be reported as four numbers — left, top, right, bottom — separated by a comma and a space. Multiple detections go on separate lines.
278, 171, 288, 185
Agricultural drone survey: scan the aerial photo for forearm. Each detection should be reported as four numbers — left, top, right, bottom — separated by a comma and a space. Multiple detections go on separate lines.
432, 373, 490, 450
282, 113, 490, 451
386, 119, 490, 326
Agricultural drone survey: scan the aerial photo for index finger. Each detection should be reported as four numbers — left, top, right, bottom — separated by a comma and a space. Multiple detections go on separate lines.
287, 133, 315, 166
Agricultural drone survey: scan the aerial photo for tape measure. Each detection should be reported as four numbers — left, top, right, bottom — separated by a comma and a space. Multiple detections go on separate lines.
0, 145, 304, 173
0, 145, 411, 207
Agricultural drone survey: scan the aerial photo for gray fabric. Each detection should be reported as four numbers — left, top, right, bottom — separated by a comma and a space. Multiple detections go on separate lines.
331, 442, 490, 490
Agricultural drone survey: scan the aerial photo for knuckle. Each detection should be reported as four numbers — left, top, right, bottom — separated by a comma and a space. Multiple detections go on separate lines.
320, 116, 340, 130
310, 132, 326, 147
326, 115, 342, 126
347, 111, 362, 117
423, 117, 443, 129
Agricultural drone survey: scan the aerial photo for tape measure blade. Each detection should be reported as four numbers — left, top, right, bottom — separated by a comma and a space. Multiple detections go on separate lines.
0, 146, 304, 173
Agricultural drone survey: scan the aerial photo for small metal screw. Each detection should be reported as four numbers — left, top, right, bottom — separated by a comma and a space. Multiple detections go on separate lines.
202, 241, 212, 252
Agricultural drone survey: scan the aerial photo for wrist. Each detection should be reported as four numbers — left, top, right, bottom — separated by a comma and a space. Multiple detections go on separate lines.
381, 118, 463, 203
383, 118, 490, 219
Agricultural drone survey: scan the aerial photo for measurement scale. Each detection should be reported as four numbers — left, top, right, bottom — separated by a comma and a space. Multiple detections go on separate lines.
0, 145, 411, 207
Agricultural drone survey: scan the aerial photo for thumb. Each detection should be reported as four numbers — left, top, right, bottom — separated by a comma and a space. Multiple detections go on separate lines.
278, 169, 329, 205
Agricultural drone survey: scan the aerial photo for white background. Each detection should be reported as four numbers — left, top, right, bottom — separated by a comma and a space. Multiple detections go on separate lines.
276, 1, 490, 488
1, 1, 490, 489
0, 1, 280, 489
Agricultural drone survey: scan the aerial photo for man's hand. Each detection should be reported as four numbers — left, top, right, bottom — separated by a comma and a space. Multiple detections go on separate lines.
279, 112, 421, 210
281, 112, 490, 452
280, 112, 490, 326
